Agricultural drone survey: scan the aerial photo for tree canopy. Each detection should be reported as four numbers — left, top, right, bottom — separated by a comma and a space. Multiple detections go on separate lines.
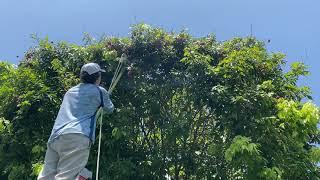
0, 24, 319, 179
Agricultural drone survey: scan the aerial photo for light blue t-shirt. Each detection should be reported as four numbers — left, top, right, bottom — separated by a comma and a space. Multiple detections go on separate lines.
48, 83, 114, 143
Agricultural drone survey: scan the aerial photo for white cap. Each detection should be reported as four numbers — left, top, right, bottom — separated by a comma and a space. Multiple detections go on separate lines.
80, 63, 106, 75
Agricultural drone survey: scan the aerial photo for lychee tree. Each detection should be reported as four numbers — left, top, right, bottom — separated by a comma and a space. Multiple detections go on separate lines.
0, 24, 319, 179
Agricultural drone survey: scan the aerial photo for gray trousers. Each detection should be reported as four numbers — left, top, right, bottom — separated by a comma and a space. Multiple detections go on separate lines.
37, 134, 91, 180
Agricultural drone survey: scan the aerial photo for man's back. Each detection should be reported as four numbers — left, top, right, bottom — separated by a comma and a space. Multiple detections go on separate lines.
49, 83, 114, 143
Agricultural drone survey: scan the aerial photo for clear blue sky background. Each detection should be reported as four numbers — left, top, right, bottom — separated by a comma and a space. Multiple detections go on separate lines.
0, 0, 319, 105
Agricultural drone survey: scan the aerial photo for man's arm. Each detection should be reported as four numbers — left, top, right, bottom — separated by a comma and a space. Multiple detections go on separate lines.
99, 87, 114, 114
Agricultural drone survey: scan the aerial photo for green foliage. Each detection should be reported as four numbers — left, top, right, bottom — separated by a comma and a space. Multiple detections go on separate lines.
31, 162, 43, 177
225, 136, 262, 163
259, 167, 283, 180
0, 24, 319, 179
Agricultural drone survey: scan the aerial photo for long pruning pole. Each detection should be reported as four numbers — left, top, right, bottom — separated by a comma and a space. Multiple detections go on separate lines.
95, 54, 127, 180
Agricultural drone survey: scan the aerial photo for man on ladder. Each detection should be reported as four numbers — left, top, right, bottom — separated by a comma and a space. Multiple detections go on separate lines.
38, 62, 115, 180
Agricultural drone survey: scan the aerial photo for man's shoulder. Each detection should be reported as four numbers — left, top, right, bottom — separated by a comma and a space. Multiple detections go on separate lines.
97, 86, 107, 92
66, 84, 81, 92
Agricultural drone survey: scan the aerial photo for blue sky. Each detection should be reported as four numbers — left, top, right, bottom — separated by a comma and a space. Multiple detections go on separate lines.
0, 0, 319, 105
